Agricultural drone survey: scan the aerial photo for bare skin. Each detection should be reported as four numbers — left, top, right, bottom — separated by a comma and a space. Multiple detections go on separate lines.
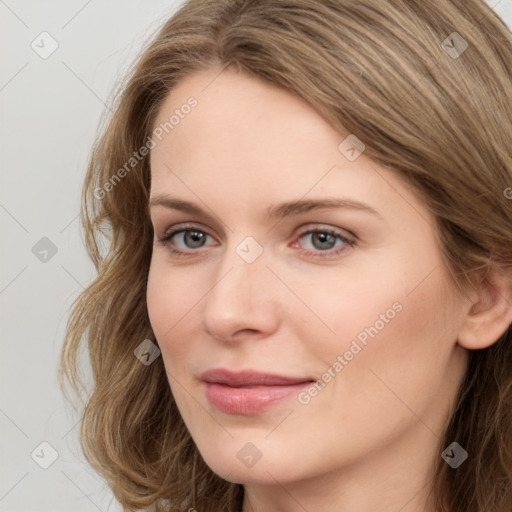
146, 66, 512, 512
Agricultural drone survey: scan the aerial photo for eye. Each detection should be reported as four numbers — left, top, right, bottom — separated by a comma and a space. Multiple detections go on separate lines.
294, 227, 355, 257
156, 225, 217, 256
155, 224, 355, 259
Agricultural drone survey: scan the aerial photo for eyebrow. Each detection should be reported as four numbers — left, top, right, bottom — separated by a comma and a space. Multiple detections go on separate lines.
149, 195, 382, 219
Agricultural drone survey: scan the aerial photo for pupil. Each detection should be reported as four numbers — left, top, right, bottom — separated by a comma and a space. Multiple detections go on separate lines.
313, 232, 335, 250
185, 231, 205, 248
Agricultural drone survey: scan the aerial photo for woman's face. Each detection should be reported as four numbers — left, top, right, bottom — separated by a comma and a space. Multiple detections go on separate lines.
147, 67, 470, 492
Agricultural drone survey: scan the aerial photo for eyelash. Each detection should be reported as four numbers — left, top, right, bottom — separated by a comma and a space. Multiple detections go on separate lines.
156, 223, 355, 259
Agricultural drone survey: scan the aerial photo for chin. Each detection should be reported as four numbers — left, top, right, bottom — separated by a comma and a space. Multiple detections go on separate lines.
198, 444, 306, 486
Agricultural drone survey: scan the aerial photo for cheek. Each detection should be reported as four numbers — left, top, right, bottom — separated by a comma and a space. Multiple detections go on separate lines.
146, 263, 170, 336
284, 259, 407, 364
146, 259, 208, 367
328, 269, 458, 417
146, 262, 185, 352
288, 269, 461, 469
294, 250, 458, 397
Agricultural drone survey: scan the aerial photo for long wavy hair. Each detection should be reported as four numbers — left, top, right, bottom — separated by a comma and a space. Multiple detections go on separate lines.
59, 1, 512, 510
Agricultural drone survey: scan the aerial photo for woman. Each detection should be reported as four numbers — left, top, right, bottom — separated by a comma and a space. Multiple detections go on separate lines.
60, 1, 512, 511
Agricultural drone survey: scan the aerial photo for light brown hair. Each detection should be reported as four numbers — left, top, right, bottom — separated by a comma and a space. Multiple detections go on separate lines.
60, 1, 512, 510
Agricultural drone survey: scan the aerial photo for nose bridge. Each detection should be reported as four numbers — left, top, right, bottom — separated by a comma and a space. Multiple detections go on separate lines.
201, 237, 280, 340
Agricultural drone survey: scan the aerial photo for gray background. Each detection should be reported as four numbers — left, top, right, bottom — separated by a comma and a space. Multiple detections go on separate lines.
1, 1, 511, 511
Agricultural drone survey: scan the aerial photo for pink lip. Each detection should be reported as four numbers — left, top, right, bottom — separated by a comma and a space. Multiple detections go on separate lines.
200, 368, 314, 415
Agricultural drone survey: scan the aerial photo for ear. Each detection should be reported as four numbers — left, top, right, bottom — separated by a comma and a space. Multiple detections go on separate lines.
457, 266, 512, 350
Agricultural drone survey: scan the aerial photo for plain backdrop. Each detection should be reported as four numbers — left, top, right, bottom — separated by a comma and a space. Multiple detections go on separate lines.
1, 1, 511, 511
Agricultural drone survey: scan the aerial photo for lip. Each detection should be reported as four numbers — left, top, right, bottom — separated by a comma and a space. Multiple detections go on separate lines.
200, 368, 315, 415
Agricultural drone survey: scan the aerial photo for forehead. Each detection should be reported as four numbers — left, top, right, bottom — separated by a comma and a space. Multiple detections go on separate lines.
148, 67, 429, 225
151, 66, 342, 167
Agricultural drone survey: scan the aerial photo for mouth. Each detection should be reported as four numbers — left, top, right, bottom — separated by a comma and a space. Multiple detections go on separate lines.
200, 368, 315, 415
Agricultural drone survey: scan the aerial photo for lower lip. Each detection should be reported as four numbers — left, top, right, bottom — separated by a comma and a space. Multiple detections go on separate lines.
203, 381, 312, 415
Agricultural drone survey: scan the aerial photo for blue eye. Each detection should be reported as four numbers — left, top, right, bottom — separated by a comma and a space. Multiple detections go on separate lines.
156, 225, 355, 259
158, 228, 214, 253
300, 230, 345, 251
296, 228, 354, 257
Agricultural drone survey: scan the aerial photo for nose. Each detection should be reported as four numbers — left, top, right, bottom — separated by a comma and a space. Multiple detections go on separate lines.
201, 243, 281, 343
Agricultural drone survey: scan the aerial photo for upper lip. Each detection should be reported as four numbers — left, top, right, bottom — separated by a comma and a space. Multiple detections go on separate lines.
200, 368, 315, 387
